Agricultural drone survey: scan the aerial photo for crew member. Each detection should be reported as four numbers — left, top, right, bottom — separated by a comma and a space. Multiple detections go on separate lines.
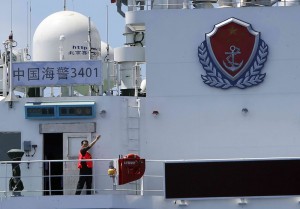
75, 135, 101, 195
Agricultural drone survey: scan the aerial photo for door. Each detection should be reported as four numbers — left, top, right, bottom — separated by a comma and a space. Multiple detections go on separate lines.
43, 133, 63, 195
63, 133, 91, 195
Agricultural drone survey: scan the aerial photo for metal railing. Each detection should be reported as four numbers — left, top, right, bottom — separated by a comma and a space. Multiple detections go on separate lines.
124, 0, 300, 11
0, 159, 165, 198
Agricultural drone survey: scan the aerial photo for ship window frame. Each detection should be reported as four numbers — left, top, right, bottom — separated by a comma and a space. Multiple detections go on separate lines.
24, 102, 96, 119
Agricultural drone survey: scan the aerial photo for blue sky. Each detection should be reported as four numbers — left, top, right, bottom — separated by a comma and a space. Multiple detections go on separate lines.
0, 0, 125, 51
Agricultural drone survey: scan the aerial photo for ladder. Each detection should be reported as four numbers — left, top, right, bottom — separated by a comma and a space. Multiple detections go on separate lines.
126, 98, 140, 155
126, 98, 141, 194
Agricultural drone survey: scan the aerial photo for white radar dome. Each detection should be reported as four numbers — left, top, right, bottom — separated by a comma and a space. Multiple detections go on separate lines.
32, 11, 101, 61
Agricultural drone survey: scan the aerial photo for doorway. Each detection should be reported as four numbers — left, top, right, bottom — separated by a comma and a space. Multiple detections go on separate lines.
62, 133, 91, 195
43, 133, 63, 195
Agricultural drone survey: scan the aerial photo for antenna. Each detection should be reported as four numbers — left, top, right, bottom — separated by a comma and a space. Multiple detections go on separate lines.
10, 0, 13, 31
106, 5, 109, 54
105, 5, 110, 62
64, 0, 67, 11
105, 5, 111, 96
88, 17, 92, 60
26, 0, 32, 60
27, 1, 29, 47
29, 0, 32, 51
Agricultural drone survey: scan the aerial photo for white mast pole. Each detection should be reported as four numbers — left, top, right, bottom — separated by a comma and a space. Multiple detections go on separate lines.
4, 32, 18, 108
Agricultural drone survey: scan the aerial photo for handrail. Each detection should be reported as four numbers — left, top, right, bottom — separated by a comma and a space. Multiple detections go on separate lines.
123, 0, 300, 11
0, 158, 165, 198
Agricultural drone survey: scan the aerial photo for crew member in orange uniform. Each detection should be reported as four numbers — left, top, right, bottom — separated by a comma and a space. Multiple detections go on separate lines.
75, 135, 101, 195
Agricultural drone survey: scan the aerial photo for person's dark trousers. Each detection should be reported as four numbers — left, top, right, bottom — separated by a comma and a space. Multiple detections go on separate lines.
75, 169, 93, 195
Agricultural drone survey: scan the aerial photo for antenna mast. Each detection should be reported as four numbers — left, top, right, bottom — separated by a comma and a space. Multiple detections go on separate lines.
106, 5, 109, 55
10, 0, 13, 31
26, 0, 32, 60
88, 17, 92, 60
64, 0, 67, 11
106, 5, 112, 96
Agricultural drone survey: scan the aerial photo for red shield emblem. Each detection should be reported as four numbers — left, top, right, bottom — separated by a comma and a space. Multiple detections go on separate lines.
206, 18, 259, 81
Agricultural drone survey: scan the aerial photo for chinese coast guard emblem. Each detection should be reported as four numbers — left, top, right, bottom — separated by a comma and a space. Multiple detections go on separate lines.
198, 18, 268, 89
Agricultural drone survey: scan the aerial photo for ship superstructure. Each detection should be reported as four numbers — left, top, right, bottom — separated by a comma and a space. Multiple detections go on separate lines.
0, 0, 300, 208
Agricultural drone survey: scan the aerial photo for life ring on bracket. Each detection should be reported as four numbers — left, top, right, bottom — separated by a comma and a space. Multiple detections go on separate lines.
124, 153, 142, 175
125, 153, 140, 159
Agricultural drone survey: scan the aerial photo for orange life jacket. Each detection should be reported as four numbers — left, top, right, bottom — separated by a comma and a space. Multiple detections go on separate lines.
78, 151, 93, 168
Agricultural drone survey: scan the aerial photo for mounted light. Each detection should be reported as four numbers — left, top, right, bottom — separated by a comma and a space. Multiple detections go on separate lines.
152, 110, 159, 116
242, 108, 248, 114
99, 110, 107, 117
238, 198, 248, 206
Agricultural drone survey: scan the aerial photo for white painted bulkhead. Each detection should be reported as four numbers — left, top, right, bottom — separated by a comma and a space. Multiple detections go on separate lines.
0, 4, 300, 209
132, 6, 300, 160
